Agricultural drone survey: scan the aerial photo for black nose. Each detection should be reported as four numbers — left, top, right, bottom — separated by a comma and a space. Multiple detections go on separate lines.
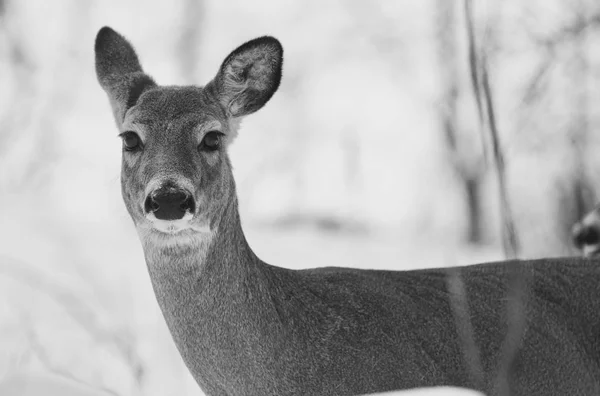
573, 224, 600, 249
144, 187, 195, 220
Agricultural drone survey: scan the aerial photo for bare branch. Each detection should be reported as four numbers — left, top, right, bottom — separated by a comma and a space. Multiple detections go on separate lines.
537, 13, 600, 50
464, 0, 485, 136
463, 0, 519, 259
480, 65, 519, 258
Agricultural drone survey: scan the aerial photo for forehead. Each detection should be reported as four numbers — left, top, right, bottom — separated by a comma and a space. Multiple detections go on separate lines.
128, 86, 225, 125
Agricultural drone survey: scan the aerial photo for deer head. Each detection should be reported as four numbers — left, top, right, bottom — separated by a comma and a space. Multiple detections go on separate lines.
94, 27, 283, 247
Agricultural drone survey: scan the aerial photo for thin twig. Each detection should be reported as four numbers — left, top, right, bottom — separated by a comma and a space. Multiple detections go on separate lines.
480, 65, 519, 258
536, 13, 600, 50
464, 0, 485, 140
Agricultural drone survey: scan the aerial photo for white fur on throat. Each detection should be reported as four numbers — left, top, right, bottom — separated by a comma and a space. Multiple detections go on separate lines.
137, 214, 216, 269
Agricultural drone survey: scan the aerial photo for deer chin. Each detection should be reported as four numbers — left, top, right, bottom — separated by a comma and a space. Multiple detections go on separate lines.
137, 214, 215, 258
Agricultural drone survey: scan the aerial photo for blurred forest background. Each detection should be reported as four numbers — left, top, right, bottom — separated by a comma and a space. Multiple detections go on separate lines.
1, 0, 600, 395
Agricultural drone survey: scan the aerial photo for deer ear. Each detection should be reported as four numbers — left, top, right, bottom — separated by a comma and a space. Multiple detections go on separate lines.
94, 27, 156, 126
208, 36, 283, 118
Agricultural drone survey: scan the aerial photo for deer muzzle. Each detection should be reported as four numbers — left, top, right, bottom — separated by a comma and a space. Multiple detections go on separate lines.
144, 184, 196, 221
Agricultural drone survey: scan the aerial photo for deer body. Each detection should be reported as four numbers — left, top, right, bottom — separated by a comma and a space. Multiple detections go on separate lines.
146, 200, 600, 396
94, 27, 600, 396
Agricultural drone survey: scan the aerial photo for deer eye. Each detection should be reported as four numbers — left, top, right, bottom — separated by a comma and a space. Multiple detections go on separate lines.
121, 131, 141, 151
201, 131, 223, 152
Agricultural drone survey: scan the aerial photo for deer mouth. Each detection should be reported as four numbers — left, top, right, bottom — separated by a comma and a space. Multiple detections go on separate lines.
146, 211, 195, 234
142, 211, 213, 237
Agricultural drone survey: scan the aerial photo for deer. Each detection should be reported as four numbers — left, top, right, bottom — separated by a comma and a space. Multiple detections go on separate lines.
95, 26, 600, 396
573, 205, 600, 258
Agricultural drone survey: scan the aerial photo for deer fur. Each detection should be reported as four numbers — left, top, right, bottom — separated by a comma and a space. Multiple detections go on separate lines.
95, 26, 600, 396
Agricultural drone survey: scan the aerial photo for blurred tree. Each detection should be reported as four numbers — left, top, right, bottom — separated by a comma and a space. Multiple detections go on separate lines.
464, 0, 519, 258
0, 0, 91, 191
514, 0, 600, 255
556, 0, 597, 255
435, 0, 487, 245
0, 0, 37, 180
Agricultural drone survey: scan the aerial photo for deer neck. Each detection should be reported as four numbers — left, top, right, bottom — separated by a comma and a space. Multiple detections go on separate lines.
140, 193, 266, 309
137, 193, 280, 386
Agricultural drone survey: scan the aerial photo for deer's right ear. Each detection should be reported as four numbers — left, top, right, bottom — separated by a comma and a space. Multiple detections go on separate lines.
207, 36, 283, 118
94, 27, 156, 126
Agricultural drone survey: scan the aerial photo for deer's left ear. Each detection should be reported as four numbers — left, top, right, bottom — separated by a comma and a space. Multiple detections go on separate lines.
207, 36, 283, 118
95, 26, 156, 126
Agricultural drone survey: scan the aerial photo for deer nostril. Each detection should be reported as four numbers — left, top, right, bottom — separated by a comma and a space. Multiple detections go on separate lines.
180, 195, 195, 213
144, 195, 158, 214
